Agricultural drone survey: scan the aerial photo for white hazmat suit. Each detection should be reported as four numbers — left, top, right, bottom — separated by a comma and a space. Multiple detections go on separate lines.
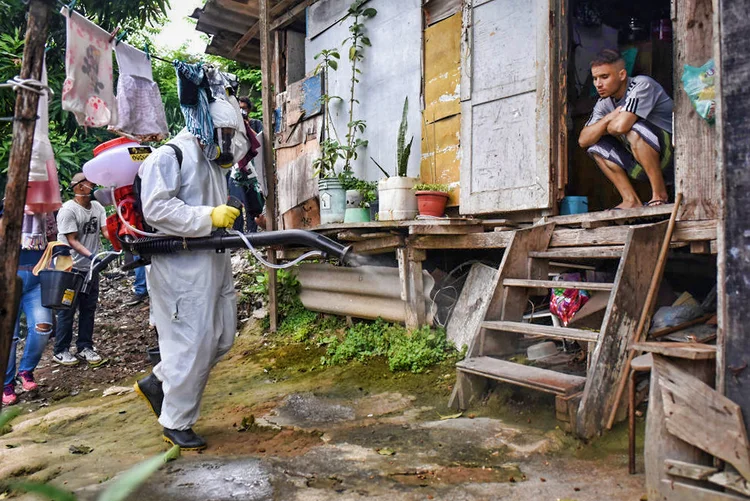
138, 99, 248, 431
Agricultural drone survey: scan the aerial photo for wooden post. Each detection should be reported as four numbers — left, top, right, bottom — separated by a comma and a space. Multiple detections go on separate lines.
397, 247, 426, 330
717, 0, 750, 436
0, 0, 51, 408
259, 0, 278, 332
673, 0, 718, 221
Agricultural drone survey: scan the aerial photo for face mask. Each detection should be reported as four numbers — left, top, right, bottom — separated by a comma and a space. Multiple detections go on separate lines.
240, 109, 248, 117
214, 128, 236, 168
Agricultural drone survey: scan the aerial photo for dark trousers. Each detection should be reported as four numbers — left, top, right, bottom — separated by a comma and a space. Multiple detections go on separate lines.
54, 277, 99, 354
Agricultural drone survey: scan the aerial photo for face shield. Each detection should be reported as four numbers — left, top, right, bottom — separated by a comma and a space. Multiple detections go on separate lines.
208, 99, 249, 168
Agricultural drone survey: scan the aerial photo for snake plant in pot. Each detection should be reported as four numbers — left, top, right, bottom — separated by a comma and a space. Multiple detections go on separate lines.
375, 97, 418, 221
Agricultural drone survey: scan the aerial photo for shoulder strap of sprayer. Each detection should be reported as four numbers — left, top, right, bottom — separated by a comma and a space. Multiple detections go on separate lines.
162, 143, 183, 167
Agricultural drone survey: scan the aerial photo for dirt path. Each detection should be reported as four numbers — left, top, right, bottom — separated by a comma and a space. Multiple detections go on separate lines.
1, 325, 646, 501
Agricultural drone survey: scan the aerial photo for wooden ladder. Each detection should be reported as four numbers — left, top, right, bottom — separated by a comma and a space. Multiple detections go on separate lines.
449, 221, 668, 438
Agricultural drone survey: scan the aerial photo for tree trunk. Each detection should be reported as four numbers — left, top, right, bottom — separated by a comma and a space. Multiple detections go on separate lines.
0, 0, 51, 408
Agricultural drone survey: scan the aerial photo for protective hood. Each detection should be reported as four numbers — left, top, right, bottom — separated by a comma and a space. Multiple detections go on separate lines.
209, 99, 248, 167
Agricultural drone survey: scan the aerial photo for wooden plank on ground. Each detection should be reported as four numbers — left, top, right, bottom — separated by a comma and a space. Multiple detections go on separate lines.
661, 480, 748, 501
457, 357, 586, 395
576, 222, 667, 439
664, 459, 718, 481
655, 356, 750, 481
709, 472, 750, 497
632, 342, 717, 360
447, 263, 498, 352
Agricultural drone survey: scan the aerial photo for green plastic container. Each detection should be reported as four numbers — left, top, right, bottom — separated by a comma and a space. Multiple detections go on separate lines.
344, 207, 370, 223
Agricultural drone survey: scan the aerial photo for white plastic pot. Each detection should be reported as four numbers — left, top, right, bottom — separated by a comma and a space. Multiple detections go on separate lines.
377, 176, 418, 221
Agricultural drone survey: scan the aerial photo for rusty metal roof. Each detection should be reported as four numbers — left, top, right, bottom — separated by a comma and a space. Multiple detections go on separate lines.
193, 0, 308, 66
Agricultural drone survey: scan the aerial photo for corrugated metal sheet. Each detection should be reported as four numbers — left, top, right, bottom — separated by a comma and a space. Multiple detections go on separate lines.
297, 263, 435, 324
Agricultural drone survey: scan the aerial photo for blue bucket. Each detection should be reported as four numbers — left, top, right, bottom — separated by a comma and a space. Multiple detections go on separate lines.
560, 196, 588, 215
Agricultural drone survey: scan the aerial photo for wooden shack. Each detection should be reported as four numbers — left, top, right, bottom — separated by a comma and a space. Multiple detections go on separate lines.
195, 0, 749, 498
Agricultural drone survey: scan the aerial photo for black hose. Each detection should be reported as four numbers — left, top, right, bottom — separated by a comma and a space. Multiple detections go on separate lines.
122, 229, 353, 265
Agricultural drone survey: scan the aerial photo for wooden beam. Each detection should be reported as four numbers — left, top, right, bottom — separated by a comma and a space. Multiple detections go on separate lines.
718, 0, 750, 441
352, 235, 404, 255
632, 341, 717, 360
409, 220, 717, 250
270, 0, 315, 31
259, 0, 278, 331
0, 0, 50, 407
655, 356, 750, 481
229, 0, 308, 58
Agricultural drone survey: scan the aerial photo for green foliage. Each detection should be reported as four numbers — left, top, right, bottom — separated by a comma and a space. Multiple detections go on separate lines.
278, 306, 319, 342
396, 97, 414, 177
312, 4, 376, 178
414, 183, 452, 193
323, 319, 456, 373
0, 407, 21, 435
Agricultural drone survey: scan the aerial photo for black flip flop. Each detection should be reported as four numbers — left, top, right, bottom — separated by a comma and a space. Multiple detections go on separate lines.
644, 199, 669, 207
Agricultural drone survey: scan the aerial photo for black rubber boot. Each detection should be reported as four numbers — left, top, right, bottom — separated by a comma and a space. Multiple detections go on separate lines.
162, 427, 207, 451
134, 373, 163, 418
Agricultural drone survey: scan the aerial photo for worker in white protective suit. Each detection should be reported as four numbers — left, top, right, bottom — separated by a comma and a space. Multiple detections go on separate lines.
133, 98, 249, 450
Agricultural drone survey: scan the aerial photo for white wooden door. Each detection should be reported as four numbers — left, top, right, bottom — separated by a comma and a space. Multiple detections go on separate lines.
460, 0, 553, 215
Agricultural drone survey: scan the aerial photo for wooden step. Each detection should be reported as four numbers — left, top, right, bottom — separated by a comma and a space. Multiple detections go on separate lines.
482, 320, 600, 343
457, 356, 587, 395
502, 278, 614, 291
529, 246, 624, 259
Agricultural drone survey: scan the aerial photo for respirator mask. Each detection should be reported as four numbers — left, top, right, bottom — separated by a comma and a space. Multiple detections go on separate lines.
214, 127, 236, 168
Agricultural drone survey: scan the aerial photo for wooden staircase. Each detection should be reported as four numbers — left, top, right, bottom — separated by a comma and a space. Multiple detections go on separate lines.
449, 221, 668, 438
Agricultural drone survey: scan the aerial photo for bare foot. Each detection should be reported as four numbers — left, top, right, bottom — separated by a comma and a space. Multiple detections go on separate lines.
614, 200, 642, 210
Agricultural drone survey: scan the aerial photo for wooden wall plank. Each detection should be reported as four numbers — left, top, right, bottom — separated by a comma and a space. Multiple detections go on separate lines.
673, 0, 718, 221
656, 356, 750, 481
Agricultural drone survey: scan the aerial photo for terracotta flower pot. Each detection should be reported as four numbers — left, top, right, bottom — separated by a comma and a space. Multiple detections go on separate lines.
415, 190, 449, 217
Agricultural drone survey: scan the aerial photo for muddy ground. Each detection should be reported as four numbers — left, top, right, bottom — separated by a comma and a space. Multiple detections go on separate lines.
1, 257, 647, 501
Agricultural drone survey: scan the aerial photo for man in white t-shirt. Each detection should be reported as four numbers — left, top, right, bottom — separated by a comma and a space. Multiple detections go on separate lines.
53, 172, 109, 367
579, 49, 674, 209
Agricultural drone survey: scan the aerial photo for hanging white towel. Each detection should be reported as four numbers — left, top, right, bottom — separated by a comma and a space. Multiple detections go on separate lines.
61, 7, 117, 128
110, 42, 169, 142
29, 56, 52, 182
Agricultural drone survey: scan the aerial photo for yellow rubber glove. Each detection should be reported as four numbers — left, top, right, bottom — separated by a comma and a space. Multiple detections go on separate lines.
210, 204, 241, 228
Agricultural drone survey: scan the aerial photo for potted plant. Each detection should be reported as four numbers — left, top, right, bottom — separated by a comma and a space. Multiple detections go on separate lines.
375, 97, 418, 221
344, 178, 376, 223
414, 182, 452, 217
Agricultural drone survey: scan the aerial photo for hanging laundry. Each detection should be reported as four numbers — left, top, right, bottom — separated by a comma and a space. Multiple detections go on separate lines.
29, 56, 53, 182
110, 42, 169, 142
205, 65, 231, 101
61, 7, 117, 128
175, 61, 217, 159
27, 54, 62, 214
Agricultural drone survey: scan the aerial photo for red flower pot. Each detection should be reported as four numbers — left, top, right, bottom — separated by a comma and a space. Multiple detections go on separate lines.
415, 190, 449, 217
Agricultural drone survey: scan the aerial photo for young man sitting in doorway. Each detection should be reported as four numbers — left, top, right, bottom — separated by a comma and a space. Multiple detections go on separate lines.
578, 49, 674, 209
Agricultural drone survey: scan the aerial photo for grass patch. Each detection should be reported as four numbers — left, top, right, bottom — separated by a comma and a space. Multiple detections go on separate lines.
323, 318, 458, 374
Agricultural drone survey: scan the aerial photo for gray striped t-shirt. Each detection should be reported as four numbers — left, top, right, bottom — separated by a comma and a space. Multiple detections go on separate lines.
585, 75, 673, 134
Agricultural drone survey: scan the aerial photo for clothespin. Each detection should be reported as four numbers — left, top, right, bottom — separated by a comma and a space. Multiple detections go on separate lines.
108, 27, 121, 44
144, 44, 151, 60
115, 30, 127, 44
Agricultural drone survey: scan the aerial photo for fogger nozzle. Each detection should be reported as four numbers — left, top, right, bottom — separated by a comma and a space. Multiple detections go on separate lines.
122, 229, 356, 265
